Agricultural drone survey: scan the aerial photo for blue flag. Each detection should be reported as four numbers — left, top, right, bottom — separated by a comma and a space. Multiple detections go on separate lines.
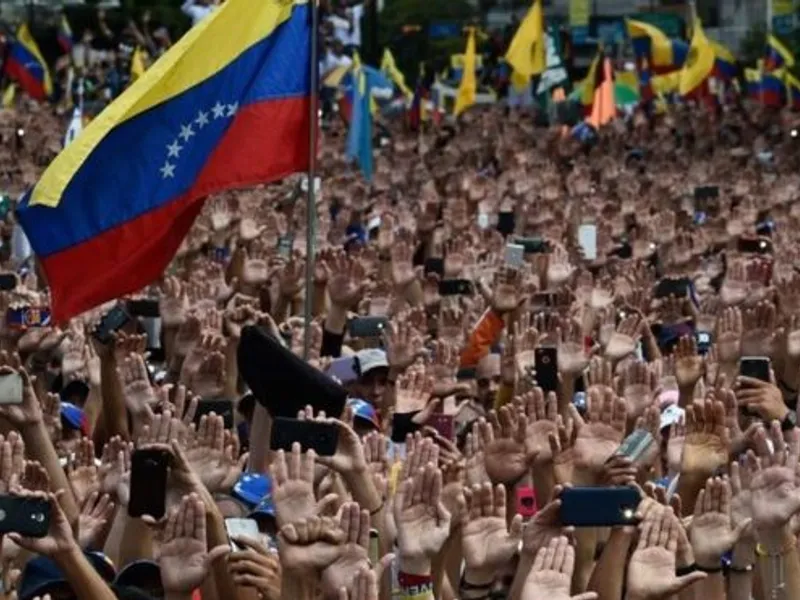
346, 67, 373, 181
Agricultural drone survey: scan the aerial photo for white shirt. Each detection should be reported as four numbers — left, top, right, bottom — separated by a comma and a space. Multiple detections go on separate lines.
181, 0, 215, 26
320, 51, 352, 79
346, 4, 364, 47
328, 14, 351, 45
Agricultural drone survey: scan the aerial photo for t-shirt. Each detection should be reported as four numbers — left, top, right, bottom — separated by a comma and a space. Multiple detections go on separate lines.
181, 0, 215, 26
319, 51, 352, 79
328, 14, 351, 45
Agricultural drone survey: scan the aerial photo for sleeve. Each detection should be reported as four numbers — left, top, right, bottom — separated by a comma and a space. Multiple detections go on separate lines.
459, 308, 505, 368
320, 328, 344, 358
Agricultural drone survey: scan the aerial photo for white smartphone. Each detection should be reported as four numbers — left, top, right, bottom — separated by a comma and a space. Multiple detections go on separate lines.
477, 213, 490, 230
224, 518, 260, 551
505, 243, 525, 267
0, 373, 23, 405
578, 224, 598, 261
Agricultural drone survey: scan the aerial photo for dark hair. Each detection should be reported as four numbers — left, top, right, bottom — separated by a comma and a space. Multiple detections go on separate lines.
112, 585, 158, 600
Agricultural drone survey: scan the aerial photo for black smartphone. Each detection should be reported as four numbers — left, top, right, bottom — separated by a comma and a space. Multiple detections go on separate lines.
128, 448, 170, 519
514, 237, 551, 254
559, 487, 641, 527
127, 299, 160, 318
613, 429, 655, 464
348, 316, 388, 338
93, 304, 132, 344
269, 417, 339, 456
0, 495, 50, 537
696, 331, 711, 355
694, 185, 719, 201
737, 237, 772, 255
534, 346, 558, 393
439, 279, 474, 296
654, 278, 690, 299
0, 273, 17, 291
456, 366, 476, 381
739, 357, 770, 382
277, 235, 293, 259
424, 258, 445, 277
194, 399, 234, 429
497, 211, 515, 236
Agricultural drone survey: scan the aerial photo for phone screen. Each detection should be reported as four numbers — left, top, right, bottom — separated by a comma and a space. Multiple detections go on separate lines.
740, 357, 770, 382
0, 374, 23, 405
505, 243, 525, 267
225, 518, 260, 551
578, 224, 598, 260
129, 449, 169, 519
269, 417, 339, 456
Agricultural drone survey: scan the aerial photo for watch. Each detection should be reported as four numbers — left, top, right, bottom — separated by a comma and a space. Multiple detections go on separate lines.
781, 409, 798, 431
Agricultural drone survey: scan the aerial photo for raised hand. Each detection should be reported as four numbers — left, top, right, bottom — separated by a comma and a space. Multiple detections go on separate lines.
491, 266, 523, 313
621, 360, 657, 419
680, 400, 730, 478
319, 502, 371, 597
604, 313, 640, 361
740, 301, 776, 357
393, 462, 451, 574
690, 476, 750, 569
184, 413, 245, 494
461, 483, 523, 579
626, 509, 706, 600
8, 490, 76, 559
271, 443, 317, 528
160, 276, 188, 328
77, 491, 115, 550
571, 387, 627, 475
328, 250, 367, 309
674, 335, 704, 393
557, 319, 588, 376
747, 423, 800, 530
228, 536, 281, 600
521, 388, 559, 464
478, 406, 532, 484
0, 366, 41, 426
383, 319, 425, 372
156, 493, 229, 594
118, 353, 157, 418
66, 438, 100, 508
521, 536, 597, 600
715, 307, 742, 365
99, 436, 132, 506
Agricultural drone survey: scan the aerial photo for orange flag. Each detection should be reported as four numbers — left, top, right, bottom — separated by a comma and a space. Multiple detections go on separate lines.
587, 57, 616, 128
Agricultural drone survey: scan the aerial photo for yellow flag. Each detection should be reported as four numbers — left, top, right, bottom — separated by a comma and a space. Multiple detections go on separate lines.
454, 29, 476, 116
505, 0, 546, 78
130, 46, 147, 81
510, 70, 529, 92
381, 48, 412, 98
678, 13, 715, 96
2, 84, 16, 109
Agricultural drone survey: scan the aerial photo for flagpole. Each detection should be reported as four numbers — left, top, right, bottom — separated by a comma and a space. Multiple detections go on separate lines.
303, 0, 319, 361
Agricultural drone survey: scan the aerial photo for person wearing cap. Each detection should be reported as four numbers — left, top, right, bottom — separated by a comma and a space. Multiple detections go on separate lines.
352, 348, 390, 407
346, 398, 380, 436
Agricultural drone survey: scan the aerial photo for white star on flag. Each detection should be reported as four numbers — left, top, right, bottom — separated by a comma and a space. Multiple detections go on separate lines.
160, 162, 176, 179
212, 102, 226, 119
167, 140, 182, 158
179, 124, 195, 142
227, 102, 239, 117
195, 110, 209, 128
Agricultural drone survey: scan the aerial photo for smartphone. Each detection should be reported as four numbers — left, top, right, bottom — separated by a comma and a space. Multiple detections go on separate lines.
224, 518, 260, 551
0, 495, 50, 537
613, 429, 655, 464
126, 299, 160, 318
348, 316, 388, 338
128, 449, 170, 519
326, 356, 359, 384
368, 529, 379, 564
0, 274, 17, 291
535, 347, 558, 393
194, 399, 234, 430
739, 357, 770, 382
514, 237, 551, 255
427, 414, 454, 441
696, 331, 711, 355
6, 307, 51, 331
269, 417, 339, 456
559, 487, 641, 527
504, 243, 525, 268
694, 185, 719, 201
578, 224, 598, 261
456, 366, 476, 381
654, 278, 690, 299
277, 235, 293, 259
516, 486, 537, 518
497, 211, 515, 236
0, 373, 23, 405
737, 237, 772, 255
477, 213, 490, 230
438, 279, 474, 296
424, 257, 445, 277
93, 304, 131, 344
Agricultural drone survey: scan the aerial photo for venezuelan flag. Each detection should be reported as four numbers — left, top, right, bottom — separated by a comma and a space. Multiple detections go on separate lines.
5, 24, 52, 101
787, 72, 800, 109
17, 0, 312, 321
744, 68, 761, 100
58, 15, 73, 54
765, 34, 795, 72
626, 19, 688, 74
761, 71, 786, 107
710, 39, 736, 80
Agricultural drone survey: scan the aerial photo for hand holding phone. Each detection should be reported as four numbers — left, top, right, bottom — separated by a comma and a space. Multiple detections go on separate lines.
128, 448, 170, 519
559, 487, 640, 527
269, 417, 339, 456
225, 518, 260, 551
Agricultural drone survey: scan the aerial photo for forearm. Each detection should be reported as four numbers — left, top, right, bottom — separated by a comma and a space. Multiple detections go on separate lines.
727, 541, 756, 600
100, 356, 128, 439
21, 421, 79, 525
403, 281, 424, 307
694, 573, 725, 600
573, 526, 597, 593
343, 470, 382, 513
55, 545, 117, 600
312, 283, 327, 317
118, 511, 154, 567
757, 525, 800, 600
678, 384, 697, 408
587, 527, 634, 600
83, 382, 103, 433
558, 375, 576, 418
676, 472, 707, 517
207, 504, 238, 599
248, 403, 271, 474
223, 337, 238, 399
510, 552, 534, 600
324, 304, 348, 336
272, 294, 292, 324
281, 571, 317, 600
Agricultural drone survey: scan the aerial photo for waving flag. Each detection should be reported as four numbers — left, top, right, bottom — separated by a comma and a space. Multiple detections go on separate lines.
17, 0, 312, 321
505, 0, 545, 79
765, 34, 795, 72
130, 46, 147, 82
380, 48, 412, 98
58, 15, 73, 54
346, 65, 373, 181
710, 39, 736, 79
626, 19, 688, 74
454, 28, 476, 116
678, 15, 715, 96
5, 24, 52, 101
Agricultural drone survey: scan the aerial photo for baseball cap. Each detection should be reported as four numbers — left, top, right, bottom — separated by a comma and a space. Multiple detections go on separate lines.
19, 551, 116, 600
347, 398, 380, 430
249, 494, 276, 519
61, 401, 90, 436
232, 473, 271, 508
356, 349, 388, 376
114, 560, 162, 595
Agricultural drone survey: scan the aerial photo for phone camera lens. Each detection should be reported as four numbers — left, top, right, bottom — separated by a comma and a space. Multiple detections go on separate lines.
622, 508, 634, 520
0, 509, 6, 522
32, 512, 44, 522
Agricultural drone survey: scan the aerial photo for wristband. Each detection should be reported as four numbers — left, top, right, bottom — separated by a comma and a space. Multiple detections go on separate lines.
369, 500, 385, 516
727, 564, 754, 574
398, 572, 432, 587
399, 571, 433, 599
756, 539, 796, 557
696, 564, 723, 574
675, 563, 698, 577
459, 575, 492, 590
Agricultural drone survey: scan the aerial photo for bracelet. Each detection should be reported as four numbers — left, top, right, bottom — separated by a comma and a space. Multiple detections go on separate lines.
727, 564, 754, 574
675, 563, 698, 577
459, 575, 493, 590
696, 563, 723, 574
398, 572, 432, 588
756, 539, 796, 557
369, 500, 385, 516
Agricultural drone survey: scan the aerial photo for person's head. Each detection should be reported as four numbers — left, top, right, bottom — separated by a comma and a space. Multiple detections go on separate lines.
475, 353, 501, 409
352, 349, 389, 406
346, 398, 380, 437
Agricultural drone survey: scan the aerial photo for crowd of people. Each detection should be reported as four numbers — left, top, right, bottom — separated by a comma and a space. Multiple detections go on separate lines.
5, 4, 800, 597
